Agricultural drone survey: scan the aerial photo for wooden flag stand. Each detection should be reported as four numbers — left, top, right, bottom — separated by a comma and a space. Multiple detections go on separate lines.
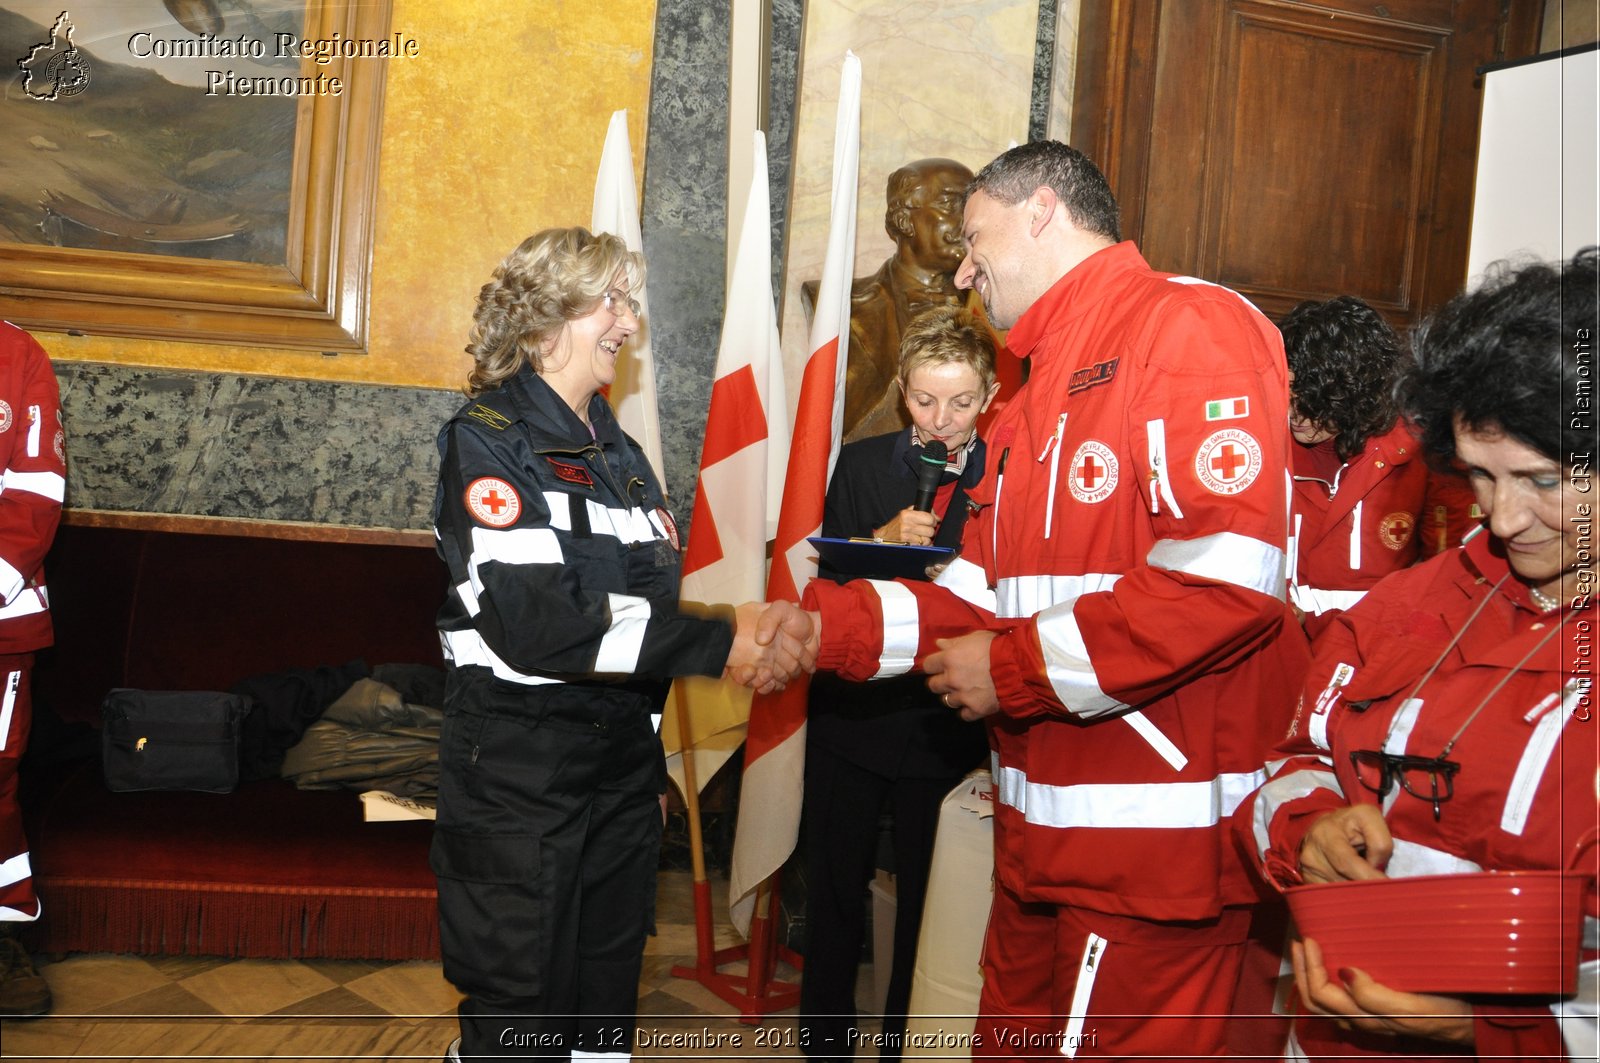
668, 693, 802, 1022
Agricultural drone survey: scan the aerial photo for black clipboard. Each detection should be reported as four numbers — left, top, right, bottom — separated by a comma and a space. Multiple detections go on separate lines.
807, 536, 955, 581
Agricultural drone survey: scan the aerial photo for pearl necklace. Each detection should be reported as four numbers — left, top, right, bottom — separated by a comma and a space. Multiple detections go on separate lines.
1529, 584, 1560, 612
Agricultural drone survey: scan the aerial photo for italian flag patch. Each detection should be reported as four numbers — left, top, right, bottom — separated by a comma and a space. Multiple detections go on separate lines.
1205, 396, 1249, 421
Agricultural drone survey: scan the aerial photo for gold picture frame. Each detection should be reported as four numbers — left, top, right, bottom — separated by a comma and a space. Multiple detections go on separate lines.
0, 0, 390, 353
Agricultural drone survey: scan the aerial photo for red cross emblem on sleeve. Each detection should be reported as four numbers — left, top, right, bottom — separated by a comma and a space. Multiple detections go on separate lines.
465, 477, 522, 527
1068, 440, 1119, 504
1194, 428, 1262, 495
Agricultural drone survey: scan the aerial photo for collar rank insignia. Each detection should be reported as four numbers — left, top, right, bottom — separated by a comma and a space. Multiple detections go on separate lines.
1068, 357, 1119, 394
465, 404, 512, 431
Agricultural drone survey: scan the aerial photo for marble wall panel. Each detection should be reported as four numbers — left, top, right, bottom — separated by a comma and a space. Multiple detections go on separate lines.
776, 0, 1042, 396
59, 363, 458, 531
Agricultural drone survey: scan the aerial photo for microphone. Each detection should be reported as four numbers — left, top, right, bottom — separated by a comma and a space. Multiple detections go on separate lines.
913, 440, 949, 513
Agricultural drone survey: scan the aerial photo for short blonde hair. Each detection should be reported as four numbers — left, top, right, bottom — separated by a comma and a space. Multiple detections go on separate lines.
897, 306, 999, 392
463, 227, 644, 396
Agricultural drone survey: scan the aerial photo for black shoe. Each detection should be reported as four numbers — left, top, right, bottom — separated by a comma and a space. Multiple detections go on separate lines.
0, 930, 52, 1018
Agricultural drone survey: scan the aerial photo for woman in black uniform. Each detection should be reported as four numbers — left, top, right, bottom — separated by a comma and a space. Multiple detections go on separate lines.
800, 306, 1000, 1061
431, 227, 808, 1061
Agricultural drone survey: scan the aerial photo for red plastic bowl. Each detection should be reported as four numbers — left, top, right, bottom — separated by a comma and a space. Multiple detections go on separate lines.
1286, 870, 1592, 995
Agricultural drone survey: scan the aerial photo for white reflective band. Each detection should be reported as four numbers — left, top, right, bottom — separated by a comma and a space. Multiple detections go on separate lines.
453, 579, 480, 618
1386, 837, 1483, 878
1043, 412, 1067, 539
25, 405, 40, 457
1147, 533, 1285, 600
1501, 681, 1586, 835
934, 556, 996, 613
0, 850, 32, 889
0, 670, 16, 752
1145, 419, 1184, 519
542, 491, 658, 545
1384, 697, 1424, 754
994, 764, 1266, 829
1288, 500, 1301, 584
1249, 764, 1339, 860
594, 593, 650, 674
1289, 584, 1366, 616
0, 559, 25, 605
873, 580, 920, 678
1062, 932, 1107, 1058
0, 902, 40, 922
1122, 710, 1187, 771
1035, 604, 1126, 718
1349, 499, 1363, 570
440, 629, 563, 686
996, 573, 1120, 618
469, 525, 563, 571
1, 468, 65, 503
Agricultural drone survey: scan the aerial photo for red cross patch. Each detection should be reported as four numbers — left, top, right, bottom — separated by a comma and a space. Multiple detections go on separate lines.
465, 477, 522, 528
1193, 428, 1262, 495
1067, 440, 1118, 504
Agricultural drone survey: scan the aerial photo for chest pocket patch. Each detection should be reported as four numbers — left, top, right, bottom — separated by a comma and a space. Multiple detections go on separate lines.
546, 458, 594, 488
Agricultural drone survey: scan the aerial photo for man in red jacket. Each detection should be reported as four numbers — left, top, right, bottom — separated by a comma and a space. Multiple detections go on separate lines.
793, 142, 1307, 1059
0, 322, 65, 1017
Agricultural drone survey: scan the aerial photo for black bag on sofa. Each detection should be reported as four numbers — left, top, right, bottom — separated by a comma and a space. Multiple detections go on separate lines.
101, 689, 252, 794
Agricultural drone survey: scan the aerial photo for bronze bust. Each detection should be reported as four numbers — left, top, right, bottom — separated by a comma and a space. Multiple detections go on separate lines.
804, 158, 974, 442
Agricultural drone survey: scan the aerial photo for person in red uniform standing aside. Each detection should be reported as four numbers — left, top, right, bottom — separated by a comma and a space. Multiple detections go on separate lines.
787, 141, 1309, 1060
1282, 296, 1476, 633
0, 322, 65, 1017
1240, 248, 1598, 1061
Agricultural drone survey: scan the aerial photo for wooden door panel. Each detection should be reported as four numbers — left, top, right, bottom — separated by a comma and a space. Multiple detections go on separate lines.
1073, 0, 1544, 328
1205, 4, 1448, 316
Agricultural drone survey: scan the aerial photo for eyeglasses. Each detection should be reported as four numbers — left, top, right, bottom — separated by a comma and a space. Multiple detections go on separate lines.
603, 289, 640, 317
1348, 749, 1461, 822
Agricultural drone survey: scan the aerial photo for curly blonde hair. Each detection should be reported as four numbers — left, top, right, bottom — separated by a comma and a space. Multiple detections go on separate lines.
463, 227, 645, 396
897, 305, 999, 392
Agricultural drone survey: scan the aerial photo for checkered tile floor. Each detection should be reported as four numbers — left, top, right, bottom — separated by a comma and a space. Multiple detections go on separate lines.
0, 870, 877, 1061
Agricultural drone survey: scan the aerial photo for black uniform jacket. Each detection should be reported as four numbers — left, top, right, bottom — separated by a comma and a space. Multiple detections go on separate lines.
433, 366, 733, 716
807, 429, 990, 779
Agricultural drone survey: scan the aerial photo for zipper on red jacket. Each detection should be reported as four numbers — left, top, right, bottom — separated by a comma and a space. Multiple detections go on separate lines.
992, 447, 1009, 563
1037, 412, 1068, 539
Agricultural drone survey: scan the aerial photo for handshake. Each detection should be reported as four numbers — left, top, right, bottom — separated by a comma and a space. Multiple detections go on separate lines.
724, 601, 821, 695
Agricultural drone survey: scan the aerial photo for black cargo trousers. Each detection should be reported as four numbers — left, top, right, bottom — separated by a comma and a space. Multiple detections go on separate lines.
432, 670, 664, 1060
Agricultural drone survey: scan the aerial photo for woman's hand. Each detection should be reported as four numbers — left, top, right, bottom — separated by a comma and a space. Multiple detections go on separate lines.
1292, 936, 1475, 1046
874, 507, 940, 546
1299, 804, 1394, 883
724, 601, 817, 694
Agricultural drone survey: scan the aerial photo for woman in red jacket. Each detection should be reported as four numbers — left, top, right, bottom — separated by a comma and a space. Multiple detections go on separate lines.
1241, 248, 1598, 1060
1283, 296, 1476, 633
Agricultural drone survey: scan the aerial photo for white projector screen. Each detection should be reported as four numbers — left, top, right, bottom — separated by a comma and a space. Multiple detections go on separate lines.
1465, 45, 1599, 287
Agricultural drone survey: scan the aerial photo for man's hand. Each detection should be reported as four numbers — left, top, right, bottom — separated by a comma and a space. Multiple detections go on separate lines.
924, 630, 999, 721
724, 601, 818, 694
1299, 804, 1393, 884
1291, 937, 1474, 1046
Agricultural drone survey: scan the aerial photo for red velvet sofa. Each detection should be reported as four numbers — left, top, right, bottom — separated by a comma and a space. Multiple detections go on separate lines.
25, 521, 448, 960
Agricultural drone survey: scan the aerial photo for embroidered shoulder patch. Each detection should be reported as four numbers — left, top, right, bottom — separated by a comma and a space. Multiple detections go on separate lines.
1067, 440, 1118, 504
0, 401, 12, 433
546, 458, 594, 488
465, 404, 512, 431
1068, 357, 1119, 394
465, 477, 521, 528
1379, 511, 1415, 551
1194, 428, 1262, 495
654, 507, 680, 551
1204, 396, 1249, 421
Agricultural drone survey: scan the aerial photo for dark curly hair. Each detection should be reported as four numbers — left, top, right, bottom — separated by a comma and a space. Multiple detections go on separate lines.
1281, 296, 1404, 462
1401, 246, 1598, 467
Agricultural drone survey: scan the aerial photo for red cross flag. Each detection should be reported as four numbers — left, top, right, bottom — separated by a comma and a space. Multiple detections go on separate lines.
591, 109, 666, 485
727, 52, 861, 935
664, 130, 790, 798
